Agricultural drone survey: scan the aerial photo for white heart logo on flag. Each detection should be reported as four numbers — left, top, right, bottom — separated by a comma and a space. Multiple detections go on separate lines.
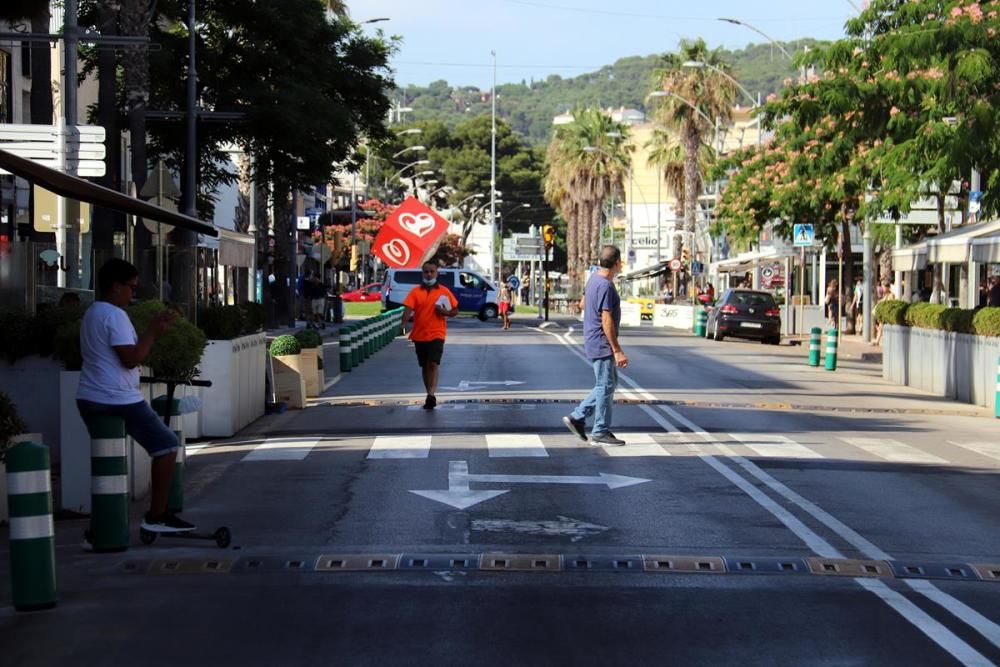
382, 239, 411, 266
398, 212, 437, 238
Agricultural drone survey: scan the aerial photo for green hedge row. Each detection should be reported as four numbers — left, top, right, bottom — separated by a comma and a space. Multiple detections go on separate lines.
874, 300, 1000, 337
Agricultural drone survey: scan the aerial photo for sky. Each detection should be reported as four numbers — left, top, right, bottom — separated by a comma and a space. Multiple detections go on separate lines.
356, 0, 860, 90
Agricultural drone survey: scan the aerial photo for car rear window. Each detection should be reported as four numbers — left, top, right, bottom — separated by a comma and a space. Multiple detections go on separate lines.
732, 292, 776, 308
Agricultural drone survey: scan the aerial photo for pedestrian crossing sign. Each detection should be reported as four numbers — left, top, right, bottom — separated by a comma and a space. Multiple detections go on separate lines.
793, 224, 815, 247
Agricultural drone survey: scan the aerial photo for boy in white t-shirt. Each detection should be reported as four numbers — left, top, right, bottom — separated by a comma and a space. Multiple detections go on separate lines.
77, 259, 191, 534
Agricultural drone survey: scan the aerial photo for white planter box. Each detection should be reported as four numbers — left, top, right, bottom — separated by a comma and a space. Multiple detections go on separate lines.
1, 433, 45, 522
59, 371, 93, 513
199, 333, 267, 437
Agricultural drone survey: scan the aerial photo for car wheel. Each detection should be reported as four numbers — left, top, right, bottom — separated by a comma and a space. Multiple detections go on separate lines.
768, 335, 781, 345
480, 304, 499, 321
712, 323, 724, 342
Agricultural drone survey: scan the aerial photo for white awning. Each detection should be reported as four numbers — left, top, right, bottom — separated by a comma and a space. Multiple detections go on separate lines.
217, 228, 255, 267
972, 232, 1000, 264
891, 245, 927, 272
926, 220, 1000, 264
711, 247, 793, 272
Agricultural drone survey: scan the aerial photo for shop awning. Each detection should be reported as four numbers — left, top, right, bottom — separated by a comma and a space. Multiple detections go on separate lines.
622, 261, 670, 281
925, 220, 1000, 264
891, 245, 927, 272
972, 232, 1000, 264
217, 228, 254, 267
0, 147, 217, 237
711, 247, 792, 273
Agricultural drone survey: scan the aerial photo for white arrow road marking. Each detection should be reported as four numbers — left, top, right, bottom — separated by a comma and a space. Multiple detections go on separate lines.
441, 380, 526, 392
410, 460, 650, 509
471, 516, 610, 542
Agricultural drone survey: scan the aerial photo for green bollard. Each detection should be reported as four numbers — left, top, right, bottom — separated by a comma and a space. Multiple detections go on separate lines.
6, 440, 58, 611
809, 327, 822, 367
339, 326, 352, 372
694, 309, 708, 337
151, 396, 184, 513
824, 328, 839, 371
84, 416, 129, 552
351, 323, 360, 368
363, 318, 372, 359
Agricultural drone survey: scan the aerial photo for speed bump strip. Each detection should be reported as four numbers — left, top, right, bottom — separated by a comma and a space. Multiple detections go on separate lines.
564, 555, 643, 571
888, 561, 978, 581
723, 556, 809, 574
397, 554, 480, 570
315, 554, 400, 571
972, 564, 1000, 581
807, 558, 890, 577
643, 555, 726, 573
138, 559, 235, 575
481, 553, 561, 572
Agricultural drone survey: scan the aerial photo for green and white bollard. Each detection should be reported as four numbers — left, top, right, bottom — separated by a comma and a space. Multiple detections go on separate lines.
824, 328, 839, 371
85, 416, 130, 552
809, 327, 822, 367
351, 323, 361, 368
339, 326, 352, 372
151, 396, 184, 513
694, 309, 708, 337
6, 440, 57, 611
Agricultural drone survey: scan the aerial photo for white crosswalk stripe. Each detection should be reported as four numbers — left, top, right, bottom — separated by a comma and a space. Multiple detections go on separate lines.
729, 434, 824, 459
486, 433, 548, 457
948, 441, 1000, 464
841, 437, 947, 464
367, 435, 433, 459
242, 438, 319, 462
603, 432, 671, 457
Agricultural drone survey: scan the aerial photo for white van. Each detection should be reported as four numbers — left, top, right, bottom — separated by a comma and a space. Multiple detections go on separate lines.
382, 268, 501, 320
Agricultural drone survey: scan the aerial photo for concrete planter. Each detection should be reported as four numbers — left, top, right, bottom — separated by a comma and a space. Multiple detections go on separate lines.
883, 325, 1000, 412
199, 333, 267, 437
0, 433, 44, 523
272, 354, 306, 409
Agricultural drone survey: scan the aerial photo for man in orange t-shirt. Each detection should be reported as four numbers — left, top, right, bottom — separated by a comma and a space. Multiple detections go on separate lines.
401, 260, 459, 409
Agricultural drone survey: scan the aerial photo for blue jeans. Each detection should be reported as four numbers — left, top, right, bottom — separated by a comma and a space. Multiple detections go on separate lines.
571, 355, 617, 437
77, 399, 179, 458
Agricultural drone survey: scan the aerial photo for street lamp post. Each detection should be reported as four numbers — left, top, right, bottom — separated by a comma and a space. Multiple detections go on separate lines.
718, 18, 793, 60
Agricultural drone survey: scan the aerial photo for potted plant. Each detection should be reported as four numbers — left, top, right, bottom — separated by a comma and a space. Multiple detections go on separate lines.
269, 335, 306, 409
0, 390, 31, 522
294, 328, 324, 397
197, 304, 268, 437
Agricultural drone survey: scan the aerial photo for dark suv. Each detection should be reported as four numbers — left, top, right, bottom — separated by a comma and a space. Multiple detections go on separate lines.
705, 289, 781, 345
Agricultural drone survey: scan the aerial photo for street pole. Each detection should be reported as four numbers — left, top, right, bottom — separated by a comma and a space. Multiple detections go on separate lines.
59, 0, 80, 290
544, 245, 550, 322
490, 50, 497, 283
862, 223, 873, 343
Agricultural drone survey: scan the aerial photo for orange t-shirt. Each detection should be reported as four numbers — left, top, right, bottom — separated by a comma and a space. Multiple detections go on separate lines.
403, 284, 458, 342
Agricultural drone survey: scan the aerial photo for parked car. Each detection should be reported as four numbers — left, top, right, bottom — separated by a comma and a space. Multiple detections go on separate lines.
341, 282, 383, 302
381, 267, 501, 320
705, 289, 781, 344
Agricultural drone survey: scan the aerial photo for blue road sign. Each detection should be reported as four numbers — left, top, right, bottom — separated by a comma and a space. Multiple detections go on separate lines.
793, 223, 815, 247
507, 276, 521, 291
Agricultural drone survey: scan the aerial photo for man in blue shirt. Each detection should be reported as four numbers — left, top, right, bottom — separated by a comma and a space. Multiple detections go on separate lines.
563, 245, 629, 446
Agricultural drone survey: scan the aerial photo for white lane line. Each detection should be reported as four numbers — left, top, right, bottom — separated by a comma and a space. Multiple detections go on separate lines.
729, 434, 824, 460
540, 325, 1000, 660
242, 438, 319, 462
949, 441, 1000, 464
486, 433, 548, 458
324, 374, 344, 391
367, 435, 432, 459
842, 437, 947, 465
603, 432, 671, 457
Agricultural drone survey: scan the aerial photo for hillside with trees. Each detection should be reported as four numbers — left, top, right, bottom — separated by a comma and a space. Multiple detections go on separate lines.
394, 40, 828, 145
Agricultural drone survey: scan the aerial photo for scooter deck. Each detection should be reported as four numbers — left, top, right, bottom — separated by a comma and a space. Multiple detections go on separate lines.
139, 526, 231, 548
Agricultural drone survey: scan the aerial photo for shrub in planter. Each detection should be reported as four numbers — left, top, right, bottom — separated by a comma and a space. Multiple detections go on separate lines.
269, 335, 301, 357
972, 307, 1000, 337
0, 390, 27, 464
905, 302, 948, 330
294, 329, 322, 349
240, 302, 266, 334
874, 300, 910, 326
129, 300, 207, 380
940, 308, 975, 334
30, 304, 86, 358
198, 305, 244, 340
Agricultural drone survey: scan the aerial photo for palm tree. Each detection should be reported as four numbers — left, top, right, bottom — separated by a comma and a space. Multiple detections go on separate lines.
651, 39, 736, 263
645, 127, 716, 251
544, 109, 632, 297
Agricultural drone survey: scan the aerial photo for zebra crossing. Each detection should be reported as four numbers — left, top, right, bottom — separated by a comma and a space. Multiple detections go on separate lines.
212, 431, 1000, 468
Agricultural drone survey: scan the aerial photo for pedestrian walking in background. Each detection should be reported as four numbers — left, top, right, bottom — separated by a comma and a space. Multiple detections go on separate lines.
850, 277, 864, 332
401, 260, 459, 410
76, 258, 193, 535
563, 245, 629, 447
305, 272, 326, 329
989, 275, 1000, 307
499, 282, 512, 331
824, 279, 840, 329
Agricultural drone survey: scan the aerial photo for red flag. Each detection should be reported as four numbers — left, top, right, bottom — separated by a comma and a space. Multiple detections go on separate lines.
372, 196, 450, 269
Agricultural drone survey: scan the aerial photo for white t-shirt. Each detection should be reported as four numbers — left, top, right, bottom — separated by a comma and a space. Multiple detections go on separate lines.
77, 301, 143, 405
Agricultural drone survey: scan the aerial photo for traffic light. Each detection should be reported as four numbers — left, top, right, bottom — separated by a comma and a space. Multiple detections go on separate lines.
682, 248, 690, 265
542, 225, 555, 248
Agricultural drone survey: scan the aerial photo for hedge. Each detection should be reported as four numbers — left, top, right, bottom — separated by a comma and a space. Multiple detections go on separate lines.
269, 335, 301, 356
973, 307, 1000, 337
874, 300, 1000, 337
874, 300, 910, 326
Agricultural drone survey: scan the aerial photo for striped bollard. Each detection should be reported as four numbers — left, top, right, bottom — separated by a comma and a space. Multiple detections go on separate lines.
339, 325, 352, 372
6, 440, 57, 610
808, 327, 822, 367
694, 309, 708, 337
366, 317, 375, 357
380, 313, 389, 348
152, 396, 184, 512
360, 319, 370, 361
824, 328, 839, 371
350, 324, 360, 369
85, 416, 130, 552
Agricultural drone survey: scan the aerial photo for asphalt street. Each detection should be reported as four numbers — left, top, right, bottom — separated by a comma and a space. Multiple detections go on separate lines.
2, 314, 999, 666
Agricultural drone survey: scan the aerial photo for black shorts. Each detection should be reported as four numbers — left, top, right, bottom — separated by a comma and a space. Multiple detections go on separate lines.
414, 339, 445, 367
